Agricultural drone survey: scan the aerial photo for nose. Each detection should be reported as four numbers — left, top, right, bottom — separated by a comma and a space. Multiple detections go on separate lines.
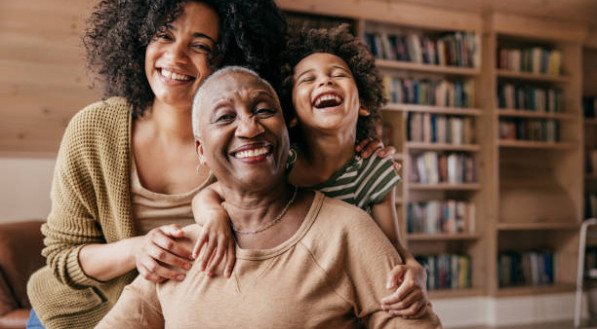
317, 75, 334, 87
235, 115, 265, 139
164, 40, 188, 64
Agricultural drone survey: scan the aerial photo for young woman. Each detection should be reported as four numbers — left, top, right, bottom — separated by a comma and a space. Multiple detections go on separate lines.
26, 1, 286, 328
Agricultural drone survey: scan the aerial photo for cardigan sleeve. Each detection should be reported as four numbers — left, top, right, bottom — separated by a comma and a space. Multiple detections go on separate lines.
41, 106, 113, 289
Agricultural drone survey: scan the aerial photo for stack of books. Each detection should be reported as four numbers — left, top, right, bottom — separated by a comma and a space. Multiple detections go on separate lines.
409, 152, 476, 184
407, 113, 475, 145
407, 200, 475, 234
498, 47, 562, 76
384, 77, 474, 108
498, 250, 555, 287
416, 254, 472, 290
498, 119, 559, 142
365, 31, 479, 67
498, 84, 564, 112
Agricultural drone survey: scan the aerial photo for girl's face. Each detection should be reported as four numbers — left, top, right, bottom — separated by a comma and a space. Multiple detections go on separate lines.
291, 52, 362, 135
145, 1, 220, 109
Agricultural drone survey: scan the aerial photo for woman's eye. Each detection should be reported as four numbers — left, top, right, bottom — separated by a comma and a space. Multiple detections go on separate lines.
191, 43, 212, 53
154, 31, 172, 41
255, 108, 275, 117
216, 113, 236, 123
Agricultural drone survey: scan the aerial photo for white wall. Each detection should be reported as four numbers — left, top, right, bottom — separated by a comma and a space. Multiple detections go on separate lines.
0, 157, 56, 223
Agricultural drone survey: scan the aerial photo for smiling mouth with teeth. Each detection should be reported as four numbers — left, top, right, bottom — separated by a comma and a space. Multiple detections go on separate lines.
313, 93, 343, 109
160, 68, 194, 82
233, 146, 272, 159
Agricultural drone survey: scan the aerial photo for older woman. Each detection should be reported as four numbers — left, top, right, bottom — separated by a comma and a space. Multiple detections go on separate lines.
26, 1, 286, 328
97, 67, 441, 328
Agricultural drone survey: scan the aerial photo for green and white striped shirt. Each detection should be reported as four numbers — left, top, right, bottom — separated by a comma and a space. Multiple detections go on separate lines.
307, 152, 400, 212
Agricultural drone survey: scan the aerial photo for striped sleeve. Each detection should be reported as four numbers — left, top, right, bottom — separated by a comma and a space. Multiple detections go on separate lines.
356, 154, 401, 208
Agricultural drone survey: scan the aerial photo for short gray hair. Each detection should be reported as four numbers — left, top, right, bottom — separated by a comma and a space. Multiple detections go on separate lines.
192, 66, 277, 140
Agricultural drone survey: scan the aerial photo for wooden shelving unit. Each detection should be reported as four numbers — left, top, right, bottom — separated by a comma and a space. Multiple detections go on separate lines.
277, 0, 587, 301
487, 14, 584, 296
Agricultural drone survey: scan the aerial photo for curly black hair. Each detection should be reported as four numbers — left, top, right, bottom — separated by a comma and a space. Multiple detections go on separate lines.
280, 25, 385, 144
84, 0, 287, 118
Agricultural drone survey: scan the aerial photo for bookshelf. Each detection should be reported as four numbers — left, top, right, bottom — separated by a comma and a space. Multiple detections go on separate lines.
485, 13, 584, 295
276, 0, 587, 300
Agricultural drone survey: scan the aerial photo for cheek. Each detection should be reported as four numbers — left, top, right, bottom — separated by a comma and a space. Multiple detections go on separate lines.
292, 85, 311, 115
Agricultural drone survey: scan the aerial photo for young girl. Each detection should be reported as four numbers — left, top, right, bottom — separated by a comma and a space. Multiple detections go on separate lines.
192, 26, 430, 318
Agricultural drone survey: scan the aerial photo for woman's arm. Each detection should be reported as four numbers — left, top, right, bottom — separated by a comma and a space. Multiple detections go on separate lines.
371, 190, 429, 318
78, 225, 193, 283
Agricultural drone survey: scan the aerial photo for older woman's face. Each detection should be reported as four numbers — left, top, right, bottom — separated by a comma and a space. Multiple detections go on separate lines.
196, 72, 289, 190
145, 1, 219, 109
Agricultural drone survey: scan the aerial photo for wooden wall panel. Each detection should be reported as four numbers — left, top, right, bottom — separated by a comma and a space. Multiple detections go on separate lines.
0, 0, 100, 156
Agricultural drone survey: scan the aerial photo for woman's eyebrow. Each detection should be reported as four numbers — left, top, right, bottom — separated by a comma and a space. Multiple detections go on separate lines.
164, 23, 216, 42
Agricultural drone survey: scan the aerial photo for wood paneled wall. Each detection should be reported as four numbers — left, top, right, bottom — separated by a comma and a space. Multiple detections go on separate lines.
1, 1, 100, 155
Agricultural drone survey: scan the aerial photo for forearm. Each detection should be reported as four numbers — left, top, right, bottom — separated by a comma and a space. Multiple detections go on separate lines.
192, 183, 225, 226
79, 237, 141, 282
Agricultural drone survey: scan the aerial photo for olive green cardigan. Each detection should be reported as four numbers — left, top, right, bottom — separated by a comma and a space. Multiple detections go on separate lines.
27, 97, 139, 329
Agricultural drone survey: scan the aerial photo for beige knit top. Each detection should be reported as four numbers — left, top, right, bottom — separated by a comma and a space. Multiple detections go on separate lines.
130, 156, 200, 234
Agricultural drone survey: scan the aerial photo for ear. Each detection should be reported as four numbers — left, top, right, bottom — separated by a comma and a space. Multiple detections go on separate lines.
195, 140, 204, 158
358, 106, 370, 117
289, 117, 298, 128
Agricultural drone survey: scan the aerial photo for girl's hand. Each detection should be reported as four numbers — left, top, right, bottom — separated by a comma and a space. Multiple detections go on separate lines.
134, 224, 194, 283
192, 208, 236, 278
355, 137, 396, 159
380, 262, 429, 318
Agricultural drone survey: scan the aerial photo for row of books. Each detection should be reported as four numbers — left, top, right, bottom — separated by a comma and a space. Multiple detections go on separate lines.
498, 47, 562, 76
416, 254, 472, 290
410, 152, 476, 184
498, 119, 559, 142
498, 84, 564, 112
365, 31, 479, 68
383, 77, 474, 108
584, 96, 597, 118
406, 200, 475, 234
407, 113, 475, 145
498, 250, 555, 287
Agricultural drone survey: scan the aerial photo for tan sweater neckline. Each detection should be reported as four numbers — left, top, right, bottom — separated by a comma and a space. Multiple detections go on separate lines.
235, 191, 324, 261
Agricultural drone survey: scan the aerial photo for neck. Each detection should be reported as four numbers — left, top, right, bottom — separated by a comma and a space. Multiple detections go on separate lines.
295, 127, 356, 184
146, 99, 194, 143
219, 182, 296, 231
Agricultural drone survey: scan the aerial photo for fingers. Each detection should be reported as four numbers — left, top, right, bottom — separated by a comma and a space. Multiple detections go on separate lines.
137, 253, 186, 282
192, 231, 208, 260
200, 238, 217, 271
386, 265, 407, 290
376, 145, 396, 158
383, 288, 422, 312
388, 295, 428, 318
153, 226, 193, 260
355, 137, 372, 152
206, 243, 225, 276
360, 138, 384, 159
224, 239, 236, 278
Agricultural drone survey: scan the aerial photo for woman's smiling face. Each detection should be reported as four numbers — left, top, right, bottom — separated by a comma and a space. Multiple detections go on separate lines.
195, 70, 289, 191
291, 52, 362, 134
145, 1, 220, 109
